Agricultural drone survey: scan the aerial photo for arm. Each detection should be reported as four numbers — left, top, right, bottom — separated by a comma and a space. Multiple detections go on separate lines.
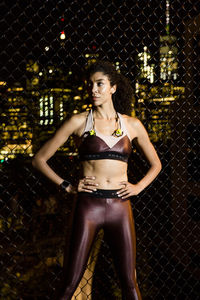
118, 118, 162, 198
32, 114, 83, 192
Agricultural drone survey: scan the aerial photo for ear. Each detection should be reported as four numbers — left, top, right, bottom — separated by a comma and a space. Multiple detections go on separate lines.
111, 84, 117, 94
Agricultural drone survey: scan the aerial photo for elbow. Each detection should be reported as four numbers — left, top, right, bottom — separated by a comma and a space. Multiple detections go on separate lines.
32, 154, 43, 169
152, 159, 162, 175
32, 156, 37, 168
157, 160, 162, 174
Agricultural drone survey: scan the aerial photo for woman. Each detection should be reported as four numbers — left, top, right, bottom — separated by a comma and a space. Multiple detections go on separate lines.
32, 61, 162, 300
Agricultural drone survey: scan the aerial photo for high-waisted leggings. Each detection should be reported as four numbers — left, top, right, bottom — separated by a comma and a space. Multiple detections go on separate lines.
60, 189, 142, 300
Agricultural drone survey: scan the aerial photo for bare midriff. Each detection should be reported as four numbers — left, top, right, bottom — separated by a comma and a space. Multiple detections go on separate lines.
82, 159, 128, 189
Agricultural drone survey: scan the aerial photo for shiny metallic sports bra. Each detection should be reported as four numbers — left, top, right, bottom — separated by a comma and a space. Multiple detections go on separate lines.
78, 109, 132, 162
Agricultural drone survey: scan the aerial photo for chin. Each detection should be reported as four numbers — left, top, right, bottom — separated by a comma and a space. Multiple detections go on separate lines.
92, 101, 101, 106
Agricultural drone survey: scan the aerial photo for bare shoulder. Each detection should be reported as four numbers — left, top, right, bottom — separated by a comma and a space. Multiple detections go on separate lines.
68, 111, 88, 126
122, 114, 142, 126
65, 110, 89, 136
121, 114, 145, 139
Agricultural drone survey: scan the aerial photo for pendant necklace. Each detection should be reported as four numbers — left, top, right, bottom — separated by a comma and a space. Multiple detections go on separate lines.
89, 110, 123, 137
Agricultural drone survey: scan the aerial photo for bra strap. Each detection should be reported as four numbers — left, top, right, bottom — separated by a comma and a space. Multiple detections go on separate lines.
83, 109, 93, 133
117, 113, 131, 141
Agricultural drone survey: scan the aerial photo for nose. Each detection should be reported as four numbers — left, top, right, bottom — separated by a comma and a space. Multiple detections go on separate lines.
92, 83, 98, 94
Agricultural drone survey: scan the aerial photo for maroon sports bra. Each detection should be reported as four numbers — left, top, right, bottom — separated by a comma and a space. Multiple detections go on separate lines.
78, 110, 132, 163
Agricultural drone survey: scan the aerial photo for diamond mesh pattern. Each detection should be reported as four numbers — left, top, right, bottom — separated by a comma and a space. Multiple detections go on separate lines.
0, 0, 200, 299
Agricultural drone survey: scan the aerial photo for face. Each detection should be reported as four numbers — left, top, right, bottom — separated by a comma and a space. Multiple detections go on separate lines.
88, 72, 116, 106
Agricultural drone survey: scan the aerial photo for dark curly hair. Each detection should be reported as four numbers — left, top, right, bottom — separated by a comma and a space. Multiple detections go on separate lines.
86, 60, 134, 115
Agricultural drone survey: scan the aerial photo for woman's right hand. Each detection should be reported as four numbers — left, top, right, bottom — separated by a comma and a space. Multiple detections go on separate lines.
77, 176, 99, 193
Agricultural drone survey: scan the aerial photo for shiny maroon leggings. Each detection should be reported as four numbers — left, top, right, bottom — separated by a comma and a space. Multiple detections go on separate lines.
60, 189, 142, 300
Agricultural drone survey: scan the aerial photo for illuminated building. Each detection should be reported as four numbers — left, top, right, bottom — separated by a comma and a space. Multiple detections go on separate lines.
26, 61, 84, 153
82, 48, 100, 111
135, 81, 185, 142
159, 1, 178, 81
0, 58, 85, 160
160, 35, 178, 81
26, 61, 71, 127
136, 46, 155, 84
85, 52, 99, 65
135, 46, 155, 124
135, 1, 184, 142
0, 82, 33, 161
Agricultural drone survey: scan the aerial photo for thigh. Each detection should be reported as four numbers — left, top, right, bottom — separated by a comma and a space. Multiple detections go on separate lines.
104, 199, 136, 277
66, 197, 99, 276
59, 194, 105, 299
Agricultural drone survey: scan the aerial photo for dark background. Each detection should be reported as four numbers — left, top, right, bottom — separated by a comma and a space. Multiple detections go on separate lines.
0, 0, 200, 299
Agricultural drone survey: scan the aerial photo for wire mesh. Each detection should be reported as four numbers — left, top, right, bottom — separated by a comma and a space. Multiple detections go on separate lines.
0, 0, 200, 299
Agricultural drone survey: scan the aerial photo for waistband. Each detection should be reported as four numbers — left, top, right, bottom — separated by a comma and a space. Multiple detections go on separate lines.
78, 189, 121, 198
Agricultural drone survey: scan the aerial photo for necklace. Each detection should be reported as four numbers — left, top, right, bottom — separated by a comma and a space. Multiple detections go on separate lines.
89, 110, 123, 137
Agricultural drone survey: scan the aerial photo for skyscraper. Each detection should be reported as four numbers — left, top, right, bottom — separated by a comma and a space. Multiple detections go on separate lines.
135, 0, 184, 143
159, 0, 178, 81
0, 82, 33, 161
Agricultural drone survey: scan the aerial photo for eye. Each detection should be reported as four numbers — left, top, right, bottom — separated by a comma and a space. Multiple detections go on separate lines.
97, 82, 103, 86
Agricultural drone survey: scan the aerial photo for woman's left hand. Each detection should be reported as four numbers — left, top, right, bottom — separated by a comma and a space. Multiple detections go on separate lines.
117, 181, 143, 198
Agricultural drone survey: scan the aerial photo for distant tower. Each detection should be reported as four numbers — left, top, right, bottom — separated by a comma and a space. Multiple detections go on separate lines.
59, 16, 66, 47
135, 46, 155, 122
136, 46, 155, 84
160, 0, 178, 81
134, 1, 184, 143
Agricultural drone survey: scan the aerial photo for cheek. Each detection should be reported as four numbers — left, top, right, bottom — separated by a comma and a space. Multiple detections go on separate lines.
101, 85, 111, 94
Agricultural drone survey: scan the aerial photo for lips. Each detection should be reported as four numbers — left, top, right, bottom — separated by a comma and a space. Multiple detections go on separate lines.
92, 96, 99, 101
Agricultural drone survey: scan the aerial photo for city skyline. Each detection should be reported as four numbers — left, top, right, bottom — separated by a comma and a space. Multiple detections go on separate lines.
0, 1, 199, 299
1, 0, 195, 161
1, 0, 199, 84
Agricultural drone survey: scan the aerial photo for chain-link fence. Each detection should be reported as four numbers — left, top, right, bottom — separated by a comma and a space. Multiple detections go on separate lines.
0, 0, 200, 299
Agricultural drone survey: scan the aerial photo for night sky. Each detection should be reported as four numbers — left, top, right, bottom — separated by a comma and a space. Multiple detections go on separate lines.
0, 0, 199, 84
